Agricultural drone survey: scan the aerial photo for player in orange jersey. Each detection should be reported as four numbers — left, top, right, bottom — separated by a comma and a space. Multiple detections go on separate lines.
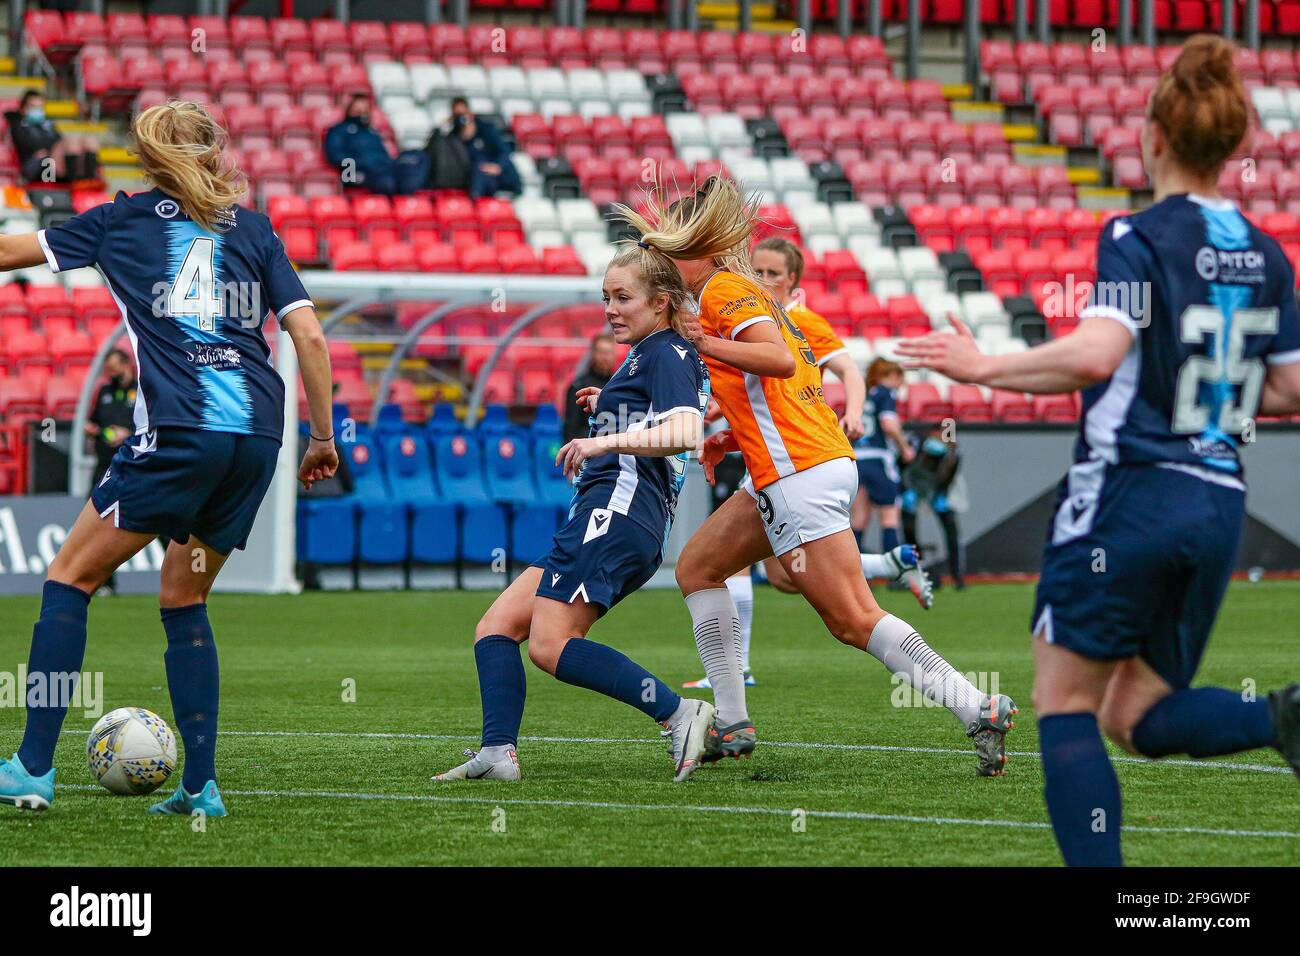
614, 178, 1016, 776
682, 238, 932, 691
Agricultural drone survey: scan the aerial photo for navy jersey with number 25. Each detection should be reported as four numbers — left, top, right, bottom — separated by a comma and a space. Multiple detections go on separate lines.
1076, 193, 1300, 479
38, 187, 312, 442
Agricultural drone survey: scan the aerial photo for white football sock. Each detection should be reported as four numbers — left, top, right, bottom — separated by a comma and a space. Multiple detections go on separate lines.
725, 573, 754, 672
860, 552, 894, 579
685, 587, 749, 725
864, 613, 984, 728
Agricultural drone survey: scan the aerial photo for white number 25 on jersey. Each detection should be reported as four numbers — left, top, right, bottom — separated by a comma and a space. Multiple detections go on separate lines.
1172, 304, 1276, 434
165, 237, 223, 332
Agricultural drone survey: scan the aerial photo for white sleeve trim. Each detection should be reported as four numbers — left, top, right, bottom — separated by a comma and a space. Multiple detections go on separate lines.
816, 347, 850, 368
651, 405, 704, 423
1267, 347, 1300, 366
276, 298, 314, 319
36, 230, 62, 273
729, 315, 776, 339
879, 410, 900, 422
1080, 304, 1137, 337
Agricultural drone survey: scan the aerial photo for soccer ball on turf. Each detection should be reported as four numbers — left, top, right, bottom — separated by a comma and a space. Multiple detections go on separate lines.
86, 707, 178, 796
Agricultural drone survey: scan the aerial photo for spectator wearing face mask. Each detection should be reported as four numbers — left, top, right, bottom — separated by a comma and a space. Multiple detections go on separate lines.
447, 97, 521, 200
86, 348, 137, 484
901, 426, 965, 590
6, 90, 100, 184
323, 93, 428, 196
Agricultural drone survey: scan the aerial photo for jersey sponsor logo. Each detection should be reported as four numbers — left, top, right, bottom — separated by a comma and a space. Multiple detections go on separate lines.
1196, 246, 1266, 284
583, 508, 612, 543
718, 295, 760, 317
184, 344, 242, 370
796, 383, 825, 406
154, 199, 180, 219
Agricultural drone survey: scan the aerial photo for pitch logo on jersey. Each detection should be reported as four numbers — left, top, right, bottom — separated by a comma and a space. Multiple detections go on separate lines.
583, 508, 613, 543
1198, 246, 1266, 285
154, 199, 179, 219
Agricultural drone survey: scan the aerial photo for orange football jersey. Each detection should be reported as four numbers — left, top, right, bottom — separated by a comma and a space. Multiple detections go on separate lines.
785, 302, 850, 368
697, 271, 852, 489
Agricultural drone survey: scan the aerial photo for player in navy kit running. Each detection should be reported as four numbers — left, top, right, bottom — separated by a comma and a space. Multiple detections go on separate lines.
0, 102, 338, 816
852, 358, 914, 556
435, 243, 716, 783
901, 36, 1300, 865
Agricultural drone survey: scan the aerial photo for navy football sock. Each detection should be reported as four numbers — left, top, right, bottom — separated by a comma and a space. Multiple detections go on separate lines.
1040, 713, 1123, 867
554, 638, 681, 723
161, 604, 220, 793
1131, 687, 1277, 758
17, 581, 91, 777
475, 635, 527, 747
881, 526, 900, 553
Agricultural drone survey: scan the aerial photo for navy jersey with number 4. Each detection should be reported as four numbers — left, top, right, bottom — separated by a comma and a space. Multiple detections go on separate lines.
1077, 193, 1300, 479
38, 187, 312, 442
575, 327, 710, 544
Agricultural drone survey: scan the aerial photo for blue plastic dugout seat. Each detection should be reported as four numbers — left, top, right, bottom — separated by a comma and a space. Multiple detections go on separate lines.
510, 503, 563, 564
483, 430, 538, 505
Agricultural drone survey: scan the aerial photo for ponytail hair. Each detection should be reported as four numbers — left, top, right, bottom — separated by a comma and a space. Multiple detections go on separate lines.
1148, 34, 1249, 178
606, 241, 695, 339
131, 101, 245, 231
612, 175, 763, 282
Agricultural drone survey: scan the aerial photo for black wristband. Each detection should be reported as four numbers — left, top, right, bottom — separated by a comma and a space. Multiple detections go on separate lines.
310, 433, 334, 442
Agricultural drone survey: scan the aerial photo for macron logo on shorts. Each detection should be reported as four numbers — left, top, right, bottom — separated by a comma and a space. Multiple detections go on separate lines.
551, 572, 561, 587
583, 508, 612, 544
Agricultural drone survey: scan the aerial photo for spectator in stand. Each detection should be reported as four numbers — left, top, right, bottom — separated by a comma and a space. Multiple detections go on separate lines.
447, 97, 521, 200
5, 90, 99, 184
86, 348, 137, 484
562, 333, 618, 443
323, 93, 427, 196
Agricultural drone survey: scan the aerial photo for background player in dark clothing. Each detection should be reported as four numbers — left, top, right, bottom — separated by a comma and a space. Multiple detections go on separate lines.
5, 90, 99, 184
562, 332, 618, 443
901, 427, 964, 590
86, 348, 137, 483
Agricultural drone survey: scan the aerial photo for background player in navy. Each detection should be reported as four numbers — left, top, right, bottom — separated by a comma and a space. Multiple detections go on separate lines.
852, 358, 914, 558
435, 244, 715, 783
901, 36, 1300, 865
0, 102, 339, 816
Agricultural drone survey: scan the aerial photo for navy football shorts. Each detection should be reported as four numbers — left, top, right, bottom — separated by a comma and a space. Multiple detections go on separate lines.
856, 455, 900, 506
91, 427, 281, 556
533, 504, 663, 617
1031, 462, 1245, 689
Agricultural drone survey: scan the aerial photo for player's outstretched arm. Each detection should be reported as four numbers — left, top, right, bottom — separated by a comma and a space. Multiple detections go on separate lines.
0, 234, 53, 271
556, 411, 702, 478
281, 304, 339, 490
897, 315, 1130, 393
1259, 361, 1300, 416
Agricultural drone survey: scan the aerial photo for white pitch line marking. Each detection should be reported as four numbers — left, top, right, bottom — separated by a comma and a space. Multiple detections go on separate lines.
51, 783, 1300, 840
62, 728, 1288, 776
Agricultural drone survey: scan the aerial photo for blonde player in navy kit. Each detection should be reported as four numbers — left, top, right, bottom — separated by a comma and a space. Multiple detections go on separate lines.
435, 243, 716, 784
0, 102, 338, 816
901, 36, 1300, 865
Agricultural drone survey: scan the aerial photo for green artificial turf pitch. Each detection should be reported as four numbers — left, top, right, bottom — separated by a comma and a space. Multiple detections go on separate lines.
0, 581, 1296, 866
